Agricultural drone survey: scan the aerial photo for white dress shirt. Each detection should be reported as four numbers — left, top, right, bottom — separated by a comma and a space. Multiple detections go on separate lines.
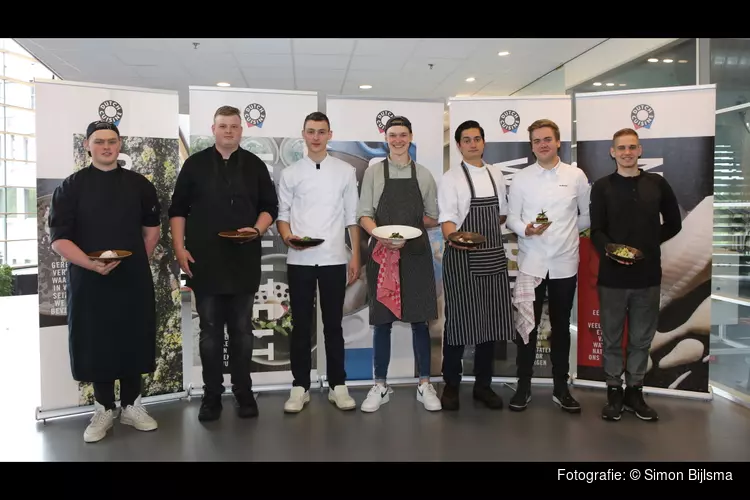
277, 154, 359, 266
506, 160, 591, 279
437, 162, 508, 228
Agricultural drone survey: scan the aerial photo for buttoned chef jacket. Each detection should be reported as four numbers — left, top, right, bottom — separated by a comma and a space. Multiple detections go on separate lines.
506, 160, 591, 280
437, 161, 508, 227
276, 154, 359, 267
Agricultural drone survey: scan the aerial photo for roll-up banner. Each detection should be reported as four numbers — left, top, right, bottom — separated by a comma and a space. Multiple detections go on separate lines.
447, 95, 573, 383
187, 86, 319, 393
323, 96, 445, 384
35, 79, 182, 418
574, 84, 715, 399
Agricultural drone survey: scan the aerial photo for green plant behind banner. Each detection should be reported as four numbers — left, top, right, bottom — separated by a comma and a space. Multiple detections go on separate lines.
0, 264, 13, 297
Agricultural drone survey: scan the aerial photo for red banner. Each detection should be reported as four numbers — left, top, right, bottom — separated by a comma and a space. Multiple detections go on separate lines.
577, 237, 605, 369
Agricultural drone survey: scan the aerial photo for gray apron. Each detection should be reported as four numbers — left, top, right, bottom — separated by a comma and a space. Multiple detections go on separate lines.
366, 159, 438, 325
442, 162, 515, 346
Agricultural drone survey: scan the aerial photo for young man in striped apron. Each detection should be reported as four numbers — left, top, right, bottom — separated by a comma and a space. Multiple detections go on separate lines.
436, 120, 515, 410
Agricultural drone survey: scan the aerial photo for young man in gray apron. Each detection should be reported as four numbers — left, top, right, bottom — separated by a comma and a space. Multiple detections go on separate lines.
436, 120, 515, 410
357, 115, 441, 412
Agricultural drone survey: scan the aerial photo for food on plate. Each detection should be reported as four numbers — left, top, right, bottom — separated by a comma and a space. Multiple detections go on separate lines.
301, 236, 312, 241
100, 250, 118, 258
456, 235, 474, 244
535, 210, 549, 224
612, 246, 636, 259
389, 232, 403, 239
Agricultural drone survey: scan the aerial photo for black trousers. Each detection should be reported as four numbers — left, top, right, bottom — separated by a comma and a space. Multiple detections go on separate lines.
442, 341, 495, 388
195, 292, 255, 398
515, 273, 577, 383
288, 264, 347, 391
93, 374, 142, 410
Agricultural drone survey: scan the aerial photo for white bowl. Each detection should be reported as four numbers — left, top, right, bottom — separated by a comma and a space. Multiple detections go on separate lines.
372, 225, 422, 241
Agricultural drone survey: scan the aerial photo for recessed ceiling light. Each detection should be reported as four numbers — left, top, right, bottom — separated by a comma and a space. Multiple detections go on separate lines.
619, 83, 627, 86
465, 77, 476, 82
648, 58, 659, 63
593, 82, 602, 86
216, 82, 231, 87
606, 82, 615, 87
498, 51, 510, 56
663, 59, 674, 63
359, 84, 372, 89
678, 59, 689, 63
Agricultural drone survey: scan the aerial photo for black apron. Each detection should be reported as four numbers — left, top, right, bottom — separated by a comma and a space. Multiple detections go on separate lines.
184, 147, 261, 296
66, 166, 157, 382
366, 159, 438, 325
442, 162, 514, 346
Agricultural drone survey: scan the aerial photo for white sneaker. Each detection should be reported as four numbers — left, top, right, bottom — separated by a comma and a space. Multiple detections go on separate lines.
120, 395, 158, 431
84, 402, 114, 443
284, 386, 310, 413
328, 385, 356, 410
417, 382, 442, 411
361, 383, 393, 413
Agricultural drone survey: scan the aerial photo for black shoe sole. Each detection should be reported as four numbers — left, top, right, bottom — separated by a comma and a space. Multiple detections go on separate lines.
602, 413, 622, 421
623, 406, 658, 421
508, 395, 531, 412
552, 396, 582, 413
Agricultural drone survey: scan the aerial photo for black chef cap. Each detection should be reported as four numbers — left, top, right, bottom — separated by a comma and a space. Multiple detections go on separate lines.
86, 120, 120, 139
384, 115, 412, 134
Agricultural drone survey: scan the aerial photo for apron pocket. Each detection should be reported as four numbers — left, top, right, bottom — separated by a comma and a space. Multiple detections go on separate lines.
468, 246, 507, 277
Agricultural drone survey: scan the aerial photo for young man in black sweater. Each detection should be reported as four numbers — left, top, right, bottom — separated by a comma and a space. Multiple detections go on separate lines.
589, 128, 681, 422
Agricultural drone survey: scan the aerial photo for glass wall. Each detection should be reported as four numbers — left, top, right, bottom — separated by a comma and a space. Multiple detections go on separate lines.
1, 38, 56, 269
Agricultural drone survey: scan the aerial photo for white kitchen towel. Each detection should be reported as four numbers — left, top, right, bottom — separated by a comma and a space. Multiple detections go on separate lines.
512, 272, 543, 344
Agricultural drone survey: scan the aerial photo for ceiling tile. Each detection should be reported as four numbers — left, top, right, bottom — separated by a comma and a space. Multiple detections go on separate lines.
230, 38, 292, 54
113, 49, 179, 66
354, 38, 420, 56
295, 68, 345, 80
234, 53, 292, 68
163, 38, 230, 52
292, 38, 355, 55
412, 39, 482, 59
242, 77, 296, 91
294, 55, 350, 70
241, 66, 294, 80
349, 55, 408, 71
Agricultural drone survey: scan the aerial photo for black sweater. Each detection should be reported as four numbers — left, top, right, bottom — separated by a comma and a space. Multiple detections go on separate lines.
589, 169, 682, 289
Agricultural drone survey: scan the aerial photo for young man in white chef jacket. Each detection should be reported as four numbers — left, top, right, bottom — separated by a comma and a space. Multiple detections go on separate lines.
276, 111, 361, 413
506, 118, 590, 414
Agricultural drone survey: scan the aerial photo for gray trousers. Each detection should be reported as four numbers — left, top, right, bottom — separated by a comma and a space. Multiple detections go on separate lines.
598, 286, 660, 387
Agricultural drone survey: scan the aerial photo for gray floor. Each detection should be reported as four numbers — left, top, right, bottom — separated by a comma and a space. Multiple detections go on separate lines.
5, 383, 750, 462
2, 294, 750, 462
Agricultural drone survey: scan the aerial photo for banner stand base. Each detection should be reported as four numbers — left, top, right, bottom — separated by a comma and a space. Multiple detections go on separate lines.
317, 375, 553, 391
571, 377, 714, 401
35, 390, 189, 423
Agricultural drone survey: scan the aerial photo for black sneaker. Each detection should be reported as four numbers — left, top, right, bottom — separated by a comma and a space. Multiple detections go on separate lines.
553, 385, 581, 413
624, 386, 659, 421
509, 378, 532, 412
198, 393, 223, 422
235, 391, 259, 419
473, 384, 504, 410
441, 384, 460, 411
602, 386, 624, 421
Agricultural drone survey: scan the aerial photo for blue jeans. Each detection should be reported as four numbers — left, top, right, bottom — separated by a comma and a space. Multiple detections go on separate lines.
373, 322, 431, 382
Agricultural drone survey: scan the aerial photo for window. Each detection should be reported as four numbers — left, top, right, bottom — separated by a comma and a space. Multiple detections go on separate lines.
0, 38, 57, 268
711, 38, 750, 111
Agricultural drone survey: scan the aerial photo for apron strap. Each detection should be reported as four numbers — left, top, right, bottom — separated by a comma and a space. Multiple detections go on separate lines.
459, 162, 476, 199
383, 157, 390, 181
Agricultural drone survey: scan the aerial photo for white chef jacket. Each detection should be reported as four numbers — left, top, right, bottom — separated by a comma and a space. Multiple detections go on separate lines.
506, 160, 591, 279
277, 154, 359, 266
437, 161, 508, 227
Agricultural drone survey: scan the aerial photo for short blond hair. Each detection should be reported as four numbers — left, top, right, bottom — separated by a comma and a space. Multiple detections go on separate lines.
213, 105, 240, 121
527, 119, 560, 142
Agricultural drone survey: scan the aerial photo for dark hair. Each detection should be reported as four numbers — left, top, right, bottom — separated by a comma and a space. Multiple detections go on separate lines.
86, 120, 120, 140
454, 120, 485, 143
303, 111, 330, 129
384, 115, 412, 134
612, 127, 639, 143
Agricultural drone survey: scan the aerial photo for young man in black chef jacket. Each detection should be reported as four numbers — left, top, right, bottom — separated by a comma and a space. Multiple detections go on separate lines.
169, 105, 279, 422
590, 127, 681, 422
49, 121, 161, 443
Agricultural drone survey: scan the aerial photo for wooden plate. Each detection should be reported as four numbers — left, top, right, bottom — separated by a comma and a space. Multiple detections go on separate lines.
448, 231, 486, 248
605, 243, 644, 263
219, 229, 259, 240
88, 250, 132, 263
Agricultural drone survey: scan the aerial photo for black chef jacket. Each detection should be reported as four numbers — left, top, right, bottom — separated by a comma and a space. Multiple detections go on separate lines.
168, 145, 279, 296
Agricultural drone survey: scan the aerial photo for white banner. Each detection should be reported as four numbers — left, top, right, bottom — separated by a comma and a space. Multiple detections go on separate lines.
447, 95, 573, 381
574, 84, 716, 398
35, 79, 181, 415
323, 97, 445, 383
186, 86, 319, 391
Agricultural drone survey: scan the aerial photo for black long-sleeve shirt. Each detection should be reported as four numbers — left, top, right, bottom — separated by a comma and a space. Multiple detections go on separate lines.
168, 145, 279, 295
589, 169, 681, 289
